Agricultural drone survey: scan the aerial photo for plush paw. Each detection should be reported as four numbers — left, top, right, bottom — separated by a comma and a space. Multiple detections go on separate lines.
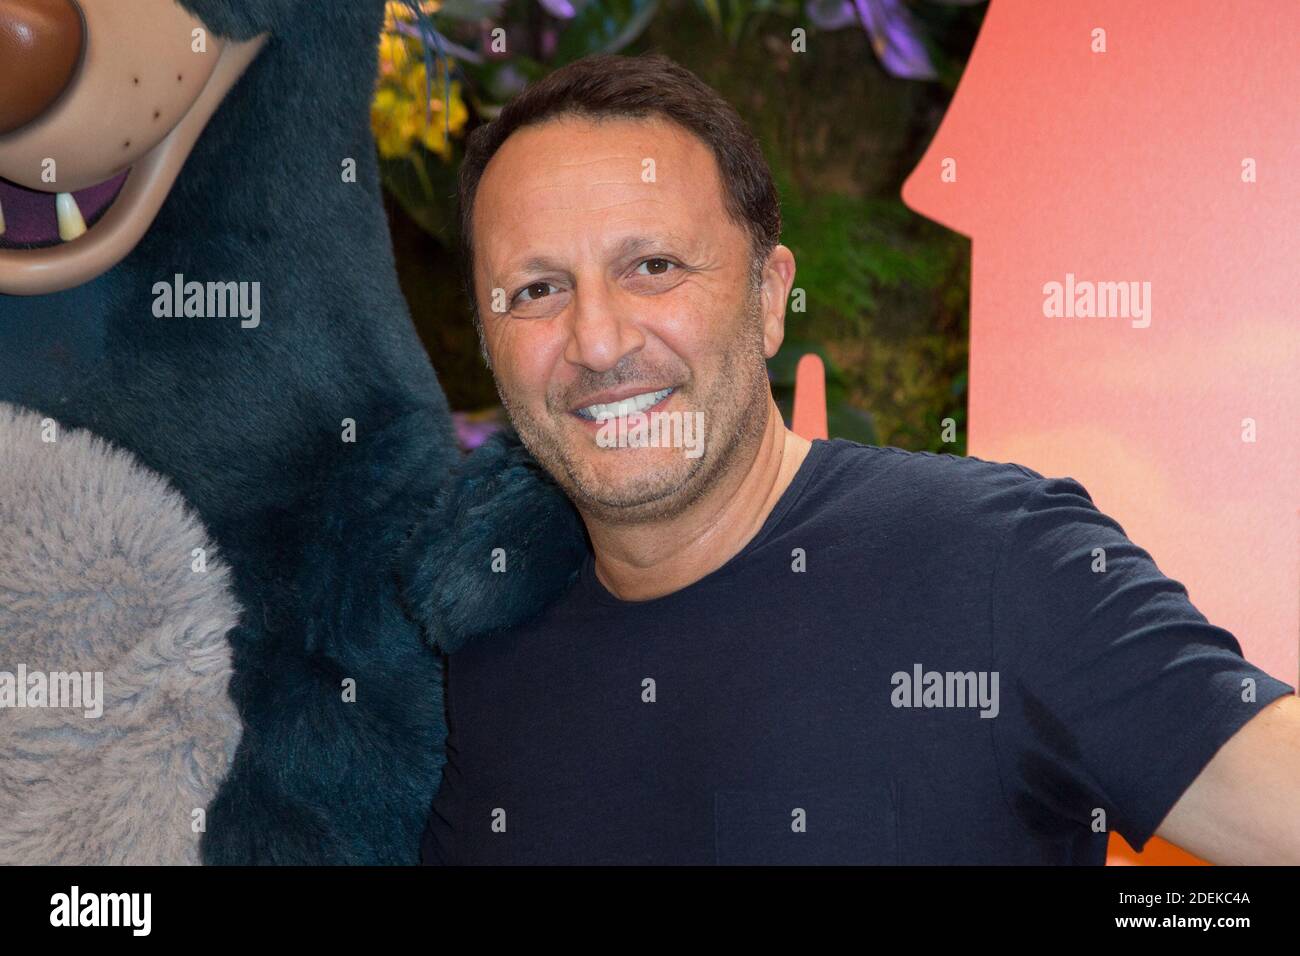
401, 427, 589, 654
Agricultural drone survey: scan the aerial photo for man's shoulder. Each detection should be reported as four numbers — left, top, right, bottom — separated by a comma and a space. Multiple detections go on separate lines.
818, 437, 1045, 483
810, 438, 1049, 535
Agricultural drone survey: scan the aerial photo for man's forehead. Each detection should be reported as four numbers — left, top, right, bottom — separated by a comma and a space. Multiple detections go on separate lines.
474, 115, 728, 250
488, 114, 714, 180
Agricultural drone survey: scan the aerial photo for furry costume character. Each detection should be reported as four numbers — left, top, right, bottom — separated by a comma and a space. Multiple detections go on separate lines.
0, 0, 586, 863
0, 404, 242, 864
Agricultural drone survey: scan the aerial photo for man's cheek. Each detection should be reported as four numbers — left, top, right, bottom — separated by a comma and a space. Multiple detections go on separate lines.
497, 342, 554, 413
654, 304, 727, 362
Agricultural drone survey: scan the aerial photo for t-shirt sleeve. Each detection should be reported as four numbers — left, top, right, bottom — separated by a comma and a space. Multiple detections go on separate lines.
988, 474, 1295, 853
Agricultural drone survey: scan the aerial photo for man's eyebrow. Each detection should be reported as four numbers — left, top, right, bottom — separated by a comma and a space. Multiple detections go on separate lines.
502, 234, 694, 279
516, 254, 568, 275
607, 234, 691, 260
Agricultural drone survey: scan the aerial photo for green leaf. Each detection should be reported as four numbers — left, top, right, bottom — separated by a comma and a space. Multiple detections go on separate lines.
436, 0, 505, 21
380, 151, 461, 245
766, 338, 846, 388
555, 0, 660, 61
827, 402, 878, 445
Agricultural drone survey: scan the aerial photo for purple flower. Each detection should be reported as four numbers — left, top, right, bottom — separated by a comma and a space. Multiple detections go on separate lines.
806, 0, 858, 30
540, 25, 559, 58
537, 0, 577, 19
806, 0, 940, 80
452, 411, 506, 451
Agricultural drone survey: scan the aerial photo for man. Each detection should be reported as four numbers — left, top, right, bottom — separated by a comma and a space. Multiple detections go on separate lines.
422, 53, 1299, 864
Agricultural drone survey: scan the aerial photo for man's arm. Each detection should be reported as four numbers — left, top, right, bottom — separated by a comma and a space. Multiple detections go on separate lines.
1156, 693, 1300, 864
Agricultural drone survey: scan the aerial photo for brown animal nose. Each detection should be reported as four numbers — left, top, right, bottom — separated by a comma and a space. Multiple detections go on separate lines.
0, 0, 85, 135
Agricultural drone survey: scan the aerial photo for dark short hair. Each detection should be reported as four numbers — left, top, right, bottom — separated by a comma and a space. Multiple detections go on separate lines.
457, 52, 782, 325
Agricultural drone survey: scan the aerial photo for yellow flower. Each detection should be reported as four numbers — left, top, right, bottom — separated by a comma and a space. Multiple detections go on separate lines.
377, 33, 411, 77
416, 81, 469, 159
372, 17, 468, 161
371, 88, 415, 158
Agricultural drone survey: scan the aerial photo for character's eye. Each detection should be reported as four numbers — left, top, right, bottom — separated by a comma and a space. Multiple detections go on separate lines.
634, 257, 677, 276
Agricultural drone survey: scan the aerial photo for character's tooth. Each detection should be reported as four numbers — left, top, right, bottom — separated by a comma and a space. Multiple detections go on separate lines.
0, 197, 5, 237
56, 192, 87, 241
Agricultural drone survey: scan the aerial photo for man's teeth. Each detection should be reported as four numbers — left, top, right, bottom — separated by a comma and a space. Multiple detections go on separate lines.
579, 387, 673, 422
56, 192, 87, 241
0, 197, 5, 237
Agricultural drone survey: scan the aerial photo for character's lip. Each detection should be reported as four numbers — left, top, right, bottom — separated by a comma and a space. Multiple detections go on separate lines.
0, 171, 131, 249
0, 35, 268, 297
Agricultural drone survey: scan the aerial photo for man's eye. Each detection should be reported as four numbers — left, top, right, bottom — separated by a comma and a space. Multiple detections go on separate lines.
515, 282, 556, 303
635, 258, 677, 276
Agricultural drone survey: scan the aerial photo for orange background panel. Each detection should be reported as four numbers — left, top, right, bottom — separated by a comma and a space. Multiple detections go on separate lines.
901, 0, 1300, 864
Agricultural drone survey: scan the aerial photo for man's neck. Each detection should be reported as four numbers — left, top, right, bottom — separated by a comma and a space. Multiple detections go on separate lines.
583, 396, 814, 602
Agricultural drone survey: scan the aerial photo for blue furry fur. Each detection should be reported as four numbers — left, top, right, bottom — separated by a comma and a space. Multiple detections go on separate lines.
403, 427, 590, 656
0, 0, 586, 862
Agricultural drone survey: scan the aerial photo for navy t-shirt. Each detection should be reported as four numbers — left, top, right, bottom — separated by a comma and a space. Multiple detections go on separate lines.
422, 438, 1293, 864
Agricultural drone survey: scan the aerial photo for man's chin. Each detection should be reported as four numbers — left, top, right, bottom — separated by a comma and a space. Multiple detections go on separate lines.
559, 446, 705, 521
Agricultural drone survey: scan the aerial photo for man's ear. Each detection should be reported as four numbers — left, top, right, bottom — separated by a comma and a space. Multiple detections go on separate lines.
178, 0, 307, 40
399, 427, 590, 654
760, 244, 797, 358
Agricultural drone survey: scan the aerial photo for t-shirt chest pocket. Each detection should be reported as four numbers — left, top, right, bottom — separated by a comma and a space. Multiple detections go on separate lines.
713, 786, 900, 865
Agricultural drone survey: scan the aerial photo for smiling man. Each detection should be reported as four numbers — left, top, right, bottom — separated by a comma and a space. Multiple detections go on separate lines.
422, 53, 1300, 865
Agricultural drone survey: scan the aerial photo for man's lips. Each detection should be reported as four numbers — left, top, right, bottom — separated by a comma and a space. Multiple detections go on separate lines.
570, 384, 677, 412
570, 386, 678, 429
0, 171, 130, 249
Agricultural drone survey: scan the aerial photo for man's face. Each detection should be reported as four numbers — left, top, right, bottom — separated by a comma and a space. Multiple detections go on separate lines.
472, 114, 786, 524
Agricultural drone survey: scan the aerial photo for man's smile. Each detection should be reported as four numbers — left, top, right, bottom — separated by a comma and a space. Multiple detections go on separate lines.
570, 385, 677, 426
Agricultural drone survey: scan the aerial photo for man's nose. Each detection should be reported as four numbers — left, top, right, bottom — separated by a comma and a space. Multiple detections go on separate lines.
0, 0, 85, 135
564, 284, 646, 372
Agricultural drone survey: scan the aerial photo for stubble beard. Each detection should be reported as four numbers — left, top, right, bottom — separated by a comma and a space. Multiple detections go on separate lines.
497, 289, 772, 526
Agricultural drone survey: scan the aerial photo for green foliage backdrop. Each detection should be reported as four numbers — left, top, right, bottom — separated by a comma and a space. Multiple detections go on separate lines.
380, 0, 985, 452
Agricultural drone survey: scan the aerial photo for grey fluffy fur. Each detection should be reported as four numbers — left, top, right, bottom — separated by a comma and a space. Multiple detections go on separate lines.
0, 403, 242, 864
